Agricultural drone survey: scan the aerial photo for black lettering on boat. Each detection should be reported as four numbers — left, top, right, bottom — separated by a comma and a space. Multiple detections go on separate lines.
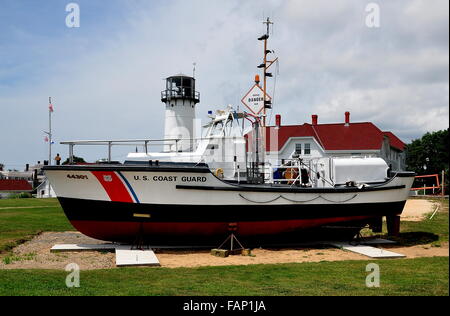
67, 174, 88, 180
181, 176, 207, 182
152, 175, 177, 182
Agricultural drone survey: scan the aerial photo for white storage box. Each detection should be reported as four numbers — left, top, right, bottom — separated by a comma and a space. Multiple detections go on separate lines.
332, 157, 389, 185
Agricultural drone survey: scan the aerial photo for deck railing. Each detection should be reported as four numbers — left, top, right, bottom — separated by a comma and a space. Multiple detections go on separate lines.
60, 138, 200, 164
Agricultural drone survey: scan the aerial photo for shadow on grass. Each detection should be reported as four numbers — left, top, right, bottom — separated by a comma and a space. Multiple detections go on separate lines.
389, 232, 440, 247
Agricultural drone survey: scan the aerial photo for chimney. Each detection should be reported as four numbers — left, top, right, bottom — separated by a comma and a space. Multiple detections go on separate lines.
275, 114, 281, 128
345, 111, 350, 126
312, 114, 318, 125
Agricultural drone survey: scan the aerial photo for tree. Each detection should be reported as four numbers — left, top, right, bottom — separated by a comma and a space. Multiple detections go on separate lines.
0, 163, 4, 171
62, 156, 87, 165
405, 128, 449, 193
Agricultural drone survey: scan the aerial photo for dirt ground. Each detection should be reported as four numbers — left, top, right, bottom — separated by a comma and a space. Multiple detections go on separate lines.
0, 232, 117, 270
401, 199, 440, 221
0, 199, 447, 270
156, 243, 448, 268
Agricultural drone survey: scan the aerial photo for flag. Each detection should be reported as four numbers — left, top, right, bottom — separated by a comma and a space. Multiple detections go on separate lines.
44, 136, 49, 142
49, 103, 54, 112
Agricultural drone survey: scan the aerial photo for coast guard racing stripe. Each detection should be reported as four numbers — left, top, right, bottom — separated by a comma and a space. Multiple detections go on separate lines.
91, 171, 139, 203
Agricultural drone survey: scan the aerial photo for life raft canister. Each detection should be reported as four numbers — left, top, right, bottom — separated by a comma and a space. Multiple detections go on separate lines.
283, 167, 299, 185
215, 168, 224, 178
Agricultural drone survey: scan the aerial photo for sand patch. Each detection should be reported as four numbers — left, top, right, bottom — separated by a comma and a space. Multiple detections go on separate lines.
0, 232, 116, 270
0, 231, 447, 270
401, 199, 440, 221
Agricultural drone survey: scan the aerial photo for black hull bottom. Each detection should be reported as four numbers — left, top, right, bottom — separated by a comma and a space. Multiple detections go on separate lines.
58, 197, 406, 244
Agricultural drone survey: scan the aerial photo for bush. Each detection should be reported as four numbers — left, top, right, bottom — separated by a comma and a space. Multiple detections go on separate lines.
9, 192, 33, 199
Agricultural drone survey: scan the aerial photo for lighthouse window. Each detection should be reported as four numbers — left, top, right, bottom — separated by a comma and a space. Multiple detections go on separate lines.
304, 143, 311, 155
173, 77, 182, 87
295, 143, 302, 154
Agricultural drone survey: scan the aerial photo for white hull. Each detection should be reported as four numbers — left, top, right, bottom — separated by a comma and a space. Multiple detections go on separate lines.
44, 164, 415, 243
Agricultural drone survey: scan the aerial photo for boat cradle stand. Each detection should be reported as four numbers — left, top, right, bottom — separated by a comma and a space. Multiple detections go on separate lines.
211, 223, 251, 257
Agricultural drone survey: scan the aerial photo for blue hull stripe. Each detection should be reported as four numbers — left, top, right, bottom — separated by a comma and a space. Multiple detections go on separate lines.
117, 171, 140, 204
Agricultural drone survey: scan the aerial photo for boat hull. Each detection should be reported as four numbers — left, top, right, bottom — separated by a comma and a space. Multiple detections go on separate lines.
60, 197, 405, 244
44, 164, 415, 244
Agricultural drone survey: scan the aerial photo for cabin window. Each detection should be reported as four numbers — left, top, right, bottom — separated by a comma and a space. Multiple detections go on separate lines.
304, 143, 311, 155
295, 143, 302, 154
207, 144, 218, 150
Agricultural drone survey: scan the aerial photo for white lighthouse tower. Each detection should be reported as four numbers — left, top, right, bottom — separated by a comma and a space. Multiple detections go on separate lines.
161, 74, 200, 152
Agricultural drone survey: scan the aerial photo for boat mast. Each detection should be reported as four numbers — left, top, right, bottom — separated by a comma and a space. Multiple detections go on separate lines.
258, 17, 274, 127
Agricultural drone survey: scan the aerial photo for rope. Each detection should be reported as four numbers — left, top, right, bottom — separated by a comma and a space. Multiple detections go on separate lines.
319, 194, 358, 203
238, 193, 282, 204
239, 193, 358, 204
280, 195, 322, 203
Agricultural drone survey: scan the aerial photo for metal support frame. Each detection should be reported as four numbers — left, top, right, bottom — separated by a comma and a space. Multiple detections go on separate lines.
69, 144, 74, 164
131, 222, 149, 251
108, 141, 112, 162
218, 233, 245, 252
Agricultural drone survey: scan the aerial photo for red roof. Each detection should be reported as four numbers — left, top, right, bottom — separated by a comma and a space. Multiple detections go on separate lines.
248, 121, 405, 152
312, 122, 384, 151
265, 124, 315, 151
0, 179, 33, 192
383, 131, 405, 151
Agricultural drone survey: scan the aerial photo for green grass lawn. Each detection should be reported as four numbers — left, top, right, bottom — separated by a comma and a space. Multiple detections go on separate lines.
361, 198, 449, 247
0, 197, 448, 296
399, 198, 449, 245
0, 257, 447, 296
0, 198, 73, 253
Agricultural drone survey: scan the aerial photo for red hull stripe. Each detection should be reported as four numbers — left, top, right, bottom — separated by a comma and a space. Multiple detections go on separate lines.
70, 216, 372, 241
91, 171, 134, 203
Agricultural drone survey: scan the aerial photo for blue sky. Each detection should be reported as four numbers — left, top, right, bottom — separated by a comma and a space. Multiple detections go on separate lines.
1, 1, 134, 88
0, 0, 448, 170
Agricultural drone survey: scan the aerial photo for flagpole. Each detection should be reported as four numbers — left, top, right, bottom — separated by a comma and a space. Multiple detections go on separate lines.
45, 97, 53, 198
48, 97, 52, 166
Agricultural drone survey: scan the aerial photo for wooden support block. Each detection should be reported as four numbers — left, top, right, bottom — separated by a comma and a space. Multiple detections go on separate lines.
229, 249, 243, 255
210, 249, 229, 257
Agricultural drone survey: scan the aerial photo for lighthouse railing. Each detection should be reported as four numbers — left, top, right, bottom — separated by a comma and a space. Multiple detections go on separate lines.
161, 89, 200, 102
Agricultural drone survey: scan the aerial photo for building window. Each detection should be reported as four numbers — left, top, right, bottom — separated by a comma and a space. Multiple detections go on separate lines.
295, 143, 302, 155
304, 143, 311, 155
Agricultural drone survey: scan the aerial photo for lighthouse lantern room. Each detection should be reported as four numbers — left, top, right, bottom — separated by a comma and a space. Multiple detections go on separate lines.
161, 74, 200, 152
